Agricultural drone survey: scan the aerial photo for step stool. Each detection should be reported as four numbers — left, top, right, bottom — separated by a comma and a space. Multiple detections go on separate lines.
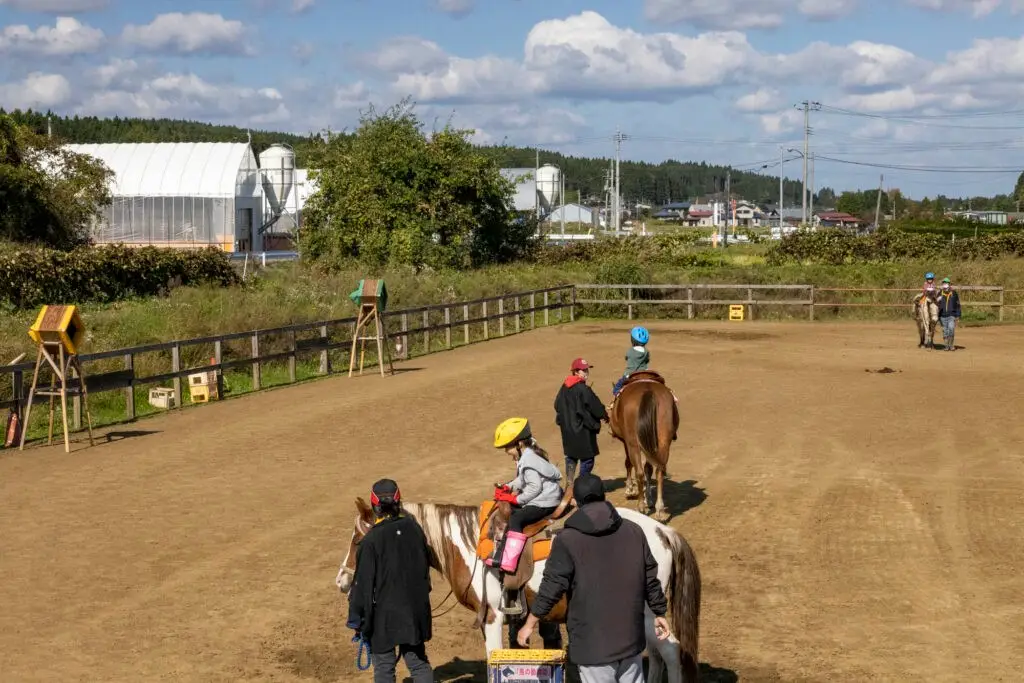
488, 649, 565, 682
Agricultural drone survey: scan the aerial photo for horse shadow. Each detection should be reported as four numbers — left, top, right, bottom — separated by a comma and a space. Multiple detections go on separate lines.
603, 476, 708, 521
430, 656, 737, 682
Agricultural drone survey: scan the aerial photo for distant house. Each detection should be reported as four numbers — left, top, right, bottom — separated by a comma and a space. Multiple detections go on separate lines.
653, 201, 691, 220
683, 209, 714, 226
815, 212, 863, 229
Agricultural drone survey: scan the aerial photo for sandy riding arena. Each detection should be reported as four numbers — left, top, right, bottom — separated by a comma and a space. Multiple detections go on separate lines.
2, 320, 1023, 682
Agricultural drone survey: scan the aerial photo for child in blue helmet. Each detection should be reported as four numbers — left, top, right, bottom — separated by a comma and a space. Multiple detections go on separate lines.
612, 326, 650, 396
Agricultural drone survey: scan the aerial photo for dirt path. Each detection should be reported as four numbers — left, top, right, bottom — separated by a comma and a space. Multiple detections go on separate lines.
1, 320, 1022, 682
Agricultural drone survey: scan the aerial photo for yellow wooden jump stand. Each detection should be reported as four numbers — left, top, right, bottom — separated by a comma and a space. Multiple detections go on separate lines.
347, 278, 395, 377
20, 305, 95, 453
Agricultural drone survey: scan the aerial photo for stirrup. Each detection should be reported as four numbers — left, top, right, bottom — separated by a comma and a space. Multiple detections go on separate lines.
499, 589, 524, 615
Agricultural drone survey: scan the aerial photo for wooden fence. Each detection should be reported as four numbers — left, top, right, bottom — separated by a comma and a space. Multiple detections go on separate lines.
0, 285, 574, 431
574, 284, 1017, 321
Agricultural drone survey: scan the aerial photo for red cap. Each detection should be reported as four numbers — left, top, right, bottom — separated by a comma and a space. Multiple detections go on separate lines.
570, 358, 593, 371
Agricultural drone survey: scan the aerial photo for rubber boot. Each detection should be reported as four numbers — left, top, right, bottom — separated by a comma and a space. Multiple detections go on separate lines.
564, 459, 577, 491
498, 531, 528, 615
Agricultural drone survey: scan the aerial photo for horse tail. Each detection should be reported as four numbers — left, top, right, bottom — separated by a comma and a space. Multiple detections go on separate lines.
667, 532, 701, 682
637, 389, 659, 461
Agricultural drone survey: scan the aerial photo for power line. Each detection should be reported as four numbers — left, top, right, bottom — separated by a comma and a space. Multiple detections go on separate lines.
813, 155, 1022, 173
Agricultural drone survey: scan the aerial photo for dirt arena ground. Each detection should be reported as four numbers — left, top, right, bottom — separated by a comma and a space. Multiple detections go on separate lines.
1, 320, 1023, 682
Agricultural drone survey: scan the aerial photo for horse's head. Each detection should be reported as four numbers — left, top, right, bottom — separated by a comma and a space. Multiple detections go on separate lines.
336, 497, 374, 594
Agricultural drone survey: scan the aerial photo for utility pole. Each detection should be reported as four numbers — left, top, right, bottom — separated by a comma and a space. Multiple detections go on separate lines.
724, 169, 730, 247
560, 169, 565, 236
797, 100, 820, 225
614, 128, 628, 235
874, 174, 884, 228
778, 145, 784, 233
535, 147, 540, 221
808, 153, 815, 226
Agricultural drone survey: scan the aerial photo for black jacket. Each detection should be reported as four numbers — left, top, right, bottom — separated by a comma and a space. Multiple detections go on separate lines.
554, 377, 608, 461
529, 501, 668, 666
347, 514, 433, 653
936, 290, 961, 318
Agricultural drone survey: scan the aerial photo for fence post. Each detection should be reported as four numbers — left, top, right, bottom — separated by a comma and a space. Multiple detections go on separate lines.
288, 330, 297, 383
999, 287, 1004, 322
124, 353, 135, 420
401, 313, 409, 359
498, 299, 505, 336
747, 287, 754, 320
423, 310, 430, 353
463, 304, 470, 344
557, 290, 563, 322
515, 297, 521, 333
215, 340, 226, 399
72, 363, 82, 429
444, 307, 452, 348
544, 292, 549, 325
172, 343, 182, 406
483, 301, 489, 339
530, 292, 536, 329
570, 286, 575, 322
687, 288, 694, 319
627, 286, 633, 320
808, 286, 815, 320
13, 368, 23, 423
319, 324, 330, 374
250, 334, 261, 391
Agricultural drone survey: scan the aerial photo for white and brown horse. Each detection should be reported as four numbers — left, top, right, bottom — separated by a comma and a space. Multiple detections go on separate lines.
914, 294, 939, 348
336, 498, 701, 683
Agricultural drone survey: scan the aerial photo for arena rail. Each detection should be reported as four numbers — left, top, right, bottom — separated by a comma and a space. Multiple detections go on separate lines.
0, 285, 575, 434
573, 284, 1010, 321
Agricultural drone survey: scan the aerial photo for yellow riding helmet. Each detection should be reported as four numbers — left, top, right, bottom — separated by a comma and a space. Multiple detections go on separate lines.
494, 417, 530, 449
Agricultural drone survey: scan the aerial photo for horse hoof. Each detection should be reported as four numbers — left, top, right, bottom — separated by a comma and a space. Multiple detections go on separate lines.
652, 510, 670, 523
624, 491, 639, 500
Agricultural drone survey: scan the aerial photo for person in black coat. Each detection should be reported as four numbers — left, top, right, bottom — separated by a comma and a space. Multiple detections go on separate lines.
347, 479, 434, 683
516, 474, 670, 680
554, 357, 609, 487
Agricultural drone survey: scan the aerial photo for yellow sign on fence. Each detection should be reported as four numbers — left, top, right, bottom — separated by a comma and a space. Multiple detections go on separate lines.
729, 304, 745, 321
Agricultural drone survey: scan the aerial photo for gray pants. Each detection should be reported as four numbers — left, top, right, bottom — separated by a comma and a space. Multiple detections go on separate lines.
371, 643, 433, 682
940, 316, 956, 349
578, 654, 644, 683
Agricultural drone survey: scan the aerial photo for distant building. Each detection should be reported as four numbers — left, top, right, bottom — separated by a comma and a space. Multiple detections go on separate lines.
543, 202, 600, 227
815, 212, 863, 229
500, 167, 539, 212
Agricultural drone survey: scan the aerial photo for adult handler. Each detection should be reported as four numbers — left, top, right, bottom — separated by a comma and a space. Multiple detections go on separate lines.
554, 357, 609, 488
347, 478, 434, 683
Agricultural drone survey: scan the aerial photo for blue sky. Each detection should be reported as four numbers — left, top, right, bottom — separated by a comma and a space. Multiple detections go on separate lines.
2, 0, 1024, 199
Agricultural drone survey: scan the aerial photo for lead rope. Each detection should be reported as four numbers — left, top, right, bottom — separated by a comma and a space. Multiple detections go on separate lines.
352, 633, 371, 670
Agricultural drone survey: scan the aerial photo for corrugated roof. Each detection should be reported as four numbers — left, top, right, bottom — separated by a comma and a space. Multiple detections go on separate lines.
66, 142, 255, 197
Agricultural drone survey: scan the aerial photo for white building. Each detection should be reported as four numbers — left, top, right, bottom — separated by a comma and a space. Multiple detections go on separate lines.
543, 202, 599, 227
68, 142, 266, 252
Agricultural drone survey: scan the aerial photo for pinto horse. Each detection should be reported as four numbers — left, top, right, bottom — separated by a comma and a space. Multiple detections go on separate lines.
336, 497, 702, 683
913, 294, 939, 348
609, 371, 680, 522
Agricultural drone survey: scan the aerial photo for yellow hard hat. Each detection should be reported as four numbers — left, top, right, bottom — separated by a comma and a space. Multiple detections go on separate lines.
494, 417, 530, 448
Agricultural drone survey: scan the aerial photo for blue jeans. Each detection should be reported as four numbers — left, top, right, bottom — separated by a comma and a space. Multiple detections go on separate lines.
940, 316, 956, 348
565, 456, 594, 482
612, 376, 627, 396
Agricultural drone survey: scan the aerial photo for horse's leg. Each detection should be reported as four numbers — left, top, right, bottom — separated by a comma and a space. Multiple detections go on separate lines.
624, 449, 638, 499
634, 458, 648, 515
652, 465, 669, 522
482, 573, 505, 652
644, 462, 655, 514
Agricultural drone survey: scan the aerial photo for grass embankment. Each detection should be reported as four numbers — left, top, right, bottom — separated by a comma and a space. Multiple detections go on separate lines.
2, 255, 1023, 440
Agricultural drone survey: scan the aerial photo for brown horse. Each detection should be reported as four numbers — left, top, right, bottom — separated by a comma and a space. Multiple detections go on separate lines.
336, 497, 702, 682
609, 370, 679, 522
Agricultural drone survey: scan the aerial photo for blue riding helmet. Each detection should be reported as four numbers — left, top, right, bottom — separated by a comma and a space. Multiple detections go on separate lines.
925, 272, 935, 280
630, 326, 649, 345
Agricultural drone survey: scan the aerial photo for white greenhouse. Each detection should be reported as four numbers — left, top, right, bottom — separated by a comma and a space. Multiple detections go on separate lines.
67, 142, 266, 251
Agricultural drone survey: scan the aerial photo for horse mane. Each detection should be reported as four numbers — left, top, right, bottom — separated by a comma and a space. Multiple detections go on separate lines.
402, 502, 479, 577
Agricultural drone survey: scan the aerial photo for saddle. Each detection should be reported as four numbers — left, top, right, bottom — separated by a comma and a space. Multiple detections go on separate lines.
476, 491, 574, 593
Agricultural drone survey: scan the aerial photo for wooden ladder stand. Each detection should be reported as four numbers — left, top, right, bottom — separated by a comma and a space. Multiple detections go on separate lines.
20, 340, 95, 452
348, 301, 394, 377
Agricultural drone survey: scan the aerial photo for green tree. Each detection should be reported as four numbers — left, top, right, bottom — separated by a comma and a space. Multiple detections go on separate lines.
0, 113, 113, 248
1013, 172, 1024, 204
300, 100, 528, 270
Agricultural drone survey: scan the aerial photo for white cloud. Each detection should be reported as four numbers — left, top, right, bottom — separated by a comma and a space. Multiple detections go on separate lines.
433, 0, 475, 16
0, 0, 107, 11
903, 0, 1005, 16
0, 72, 72, 109
0, 17, 104, 57
736, 88, 782, 112
758, 109, 803, 134
291, 0, 314, 12
121, 13, 252, 56
292, 40, 314, 63
75, 62, 289, 126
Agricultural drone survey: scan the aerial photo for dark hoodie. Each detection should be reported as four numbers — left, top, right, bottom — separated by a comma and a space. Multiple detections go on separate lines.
530, 501, 668, 666
554, 375, 608, 461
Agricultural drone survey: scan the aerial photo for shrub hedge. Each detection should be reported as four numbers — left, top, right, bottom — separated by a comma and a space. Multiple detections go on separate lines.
0, 244, 240, 309
766, 228, 1024, 265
